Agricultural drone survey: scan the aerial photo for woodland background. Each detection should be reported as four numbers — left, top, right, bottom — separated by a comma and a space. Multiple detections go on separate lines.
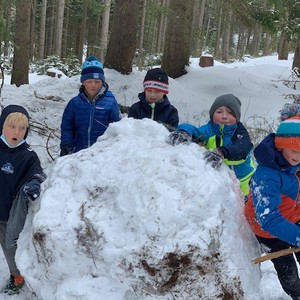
0, 0, 300, 87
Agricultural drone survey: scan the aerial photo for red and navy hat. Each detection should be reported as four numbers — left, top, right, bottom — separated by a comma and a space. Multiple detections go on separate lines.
80, 56, 105, 83
143, 68, 169, 94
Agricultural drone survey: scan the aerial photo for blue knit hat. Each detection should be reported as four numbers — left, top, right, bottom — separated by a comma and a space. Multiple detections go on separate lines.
80, 56, 105, 83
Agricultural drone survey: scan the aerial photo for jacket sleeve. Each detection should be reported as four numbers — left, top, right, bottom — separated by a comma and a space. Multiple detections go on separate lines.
252, 166, 300, 247
167, 106, 179, 128
219, 122, 253, 160
60, 99, 76, 148
177, 123, 210, 143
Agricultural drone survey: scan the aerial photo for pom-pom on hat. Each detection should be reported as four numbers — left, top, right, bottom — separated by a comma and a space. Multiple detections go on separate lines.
209, 94, 241, 122
143, 68, 169, 94
275, 115, 300, 151
80, 56, 105, 83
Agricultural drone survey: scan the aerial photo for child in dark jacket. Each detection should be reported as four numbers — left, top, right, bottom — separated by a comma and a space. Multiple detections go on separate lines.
169, 94, 254, 196
0, 105, 46, 295
60, 56, 121, 156
128, 68, 179, 130
245, 104, 300, 300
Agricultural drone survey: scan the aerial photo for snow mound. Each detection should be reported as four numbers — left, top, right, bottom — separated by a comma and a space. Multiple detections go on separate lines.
17, 118, 261, 299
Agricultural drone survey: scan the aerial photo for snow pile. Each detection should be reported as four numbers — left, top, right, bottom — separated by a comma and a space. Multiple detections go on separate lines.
17, 118, 260, 299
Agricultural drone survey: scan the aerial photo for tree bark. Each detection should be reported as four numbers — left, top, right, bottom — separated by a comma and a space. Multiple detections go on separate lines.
11, 0, 31, 86
39, 0, 47, 60
292, 37, 300, 71
105, 0, 138, 74
161, 0, 195, 78
99, 0, 111, 63
54, 0, 65, 58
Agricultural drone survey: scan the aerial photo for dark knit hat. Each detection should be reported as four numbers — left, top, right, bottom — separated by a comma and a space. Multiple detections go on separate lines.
143, 68, 169, 94
80, 56, 105, 83
0, 105, 30, 138
275, 116, 300, 151
209, 94, 241, 122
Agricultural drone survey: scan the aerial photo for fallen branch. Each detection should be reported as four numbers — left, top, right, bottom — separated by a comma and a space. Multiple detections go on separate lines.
252, 247, 300, 264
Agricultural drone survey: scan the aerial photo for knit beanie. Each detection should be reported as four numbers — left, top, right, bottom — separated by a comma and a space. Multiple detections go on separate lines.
209, 94, 241, 122
274, 115, 300, 151
80, 56, 105, 83
143, 68, 169, 94
0, 105, 30, 138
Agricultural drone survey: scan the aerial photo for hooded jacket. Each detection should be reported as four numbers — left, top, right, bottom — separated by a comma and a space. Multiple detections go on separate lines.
244, 133, 300, 246
60, 83, 121, 153
128, 92, 179, 128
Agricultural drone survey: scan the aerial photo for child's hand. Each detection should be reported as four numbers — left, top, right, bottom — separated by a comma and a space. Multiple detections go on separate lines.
203, 150, 223, 170
168, 130, 192, 146
23, 179, 41, 201
60, 144, 71, 156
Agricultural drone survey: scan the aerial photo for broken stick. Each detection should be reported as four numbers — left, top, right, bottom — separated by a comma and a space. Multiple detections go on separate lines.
252, 247, 300, 264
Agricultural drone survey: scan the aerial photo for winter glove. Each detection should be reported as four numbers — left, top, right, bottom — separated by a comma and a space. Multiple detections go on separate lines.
168, 130, 192, 146
23, 178, 41, 201
203, 150, 223, 170
60, 144, 71, 157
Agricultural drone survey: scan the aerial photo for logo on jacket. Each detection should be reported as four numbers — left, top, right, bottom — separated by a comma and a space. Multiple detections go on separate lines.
1, 162, 14, 174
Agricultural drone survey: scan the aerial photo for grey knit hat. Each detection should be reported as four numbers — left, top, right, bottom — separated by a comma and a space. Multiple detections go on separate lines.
209, 94, 241, 122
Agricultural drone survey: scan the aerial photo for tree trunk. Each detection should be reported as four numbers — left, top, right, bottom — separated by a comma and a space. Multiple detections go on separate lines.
138, 0, 147, 70
76, 1, 87, 62
278, 32, 289, 60
214, 4, 223, 59
99, 0, 111, 63
292, 37, 300, 71
105, 0, 138, 74
54, 0, 65, 58
161, 0, 195, 78
3, 2, 12, 57
29, 0, 36, 61
39, 0, 47, 60
262, 32, 272, 56
11, 0, 31, 86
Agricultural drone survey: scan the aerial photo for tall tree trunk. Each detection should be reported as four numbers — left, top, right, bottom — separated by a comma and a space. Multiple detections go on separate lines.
262, 32, 271, 56
105, 0, 138, 74
76, 1, 87, 62
161, 0, 195, 78
278, 32, 289, 60
138, 0, 147, 70
11, 0, 31, 86
39, 0, 47, 60
214, 4, 223, 59
292, 37, 300, 71
3, 2, 12, 57
54, 0, 65, 58
29, 0, 36, 61
221, 9, 232, 62
99, 0, 111, 63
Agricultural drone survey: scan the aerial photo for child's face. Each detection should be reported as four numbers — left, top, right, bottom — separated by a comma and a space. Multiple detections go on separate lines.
3, 120, 27, 147
212, 106, 237, 125
281, 148, 300, 166
83, 79, 103, 99
145, 89, 165, 104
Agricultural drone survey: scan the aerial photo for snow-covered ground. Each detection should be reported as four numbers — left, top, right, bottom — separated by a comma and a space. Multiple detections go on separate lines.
0, 53, 298, 299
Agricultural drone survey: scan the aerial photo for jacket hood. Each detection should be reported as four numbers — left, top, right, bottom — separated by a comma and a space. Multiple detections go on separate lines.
0, 105, 30, 139
254, 133, 296, 172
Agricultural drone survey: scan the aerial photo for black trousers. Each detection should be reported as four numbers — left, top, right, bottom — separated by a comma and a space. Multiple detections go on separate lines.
257, 236, 300, 300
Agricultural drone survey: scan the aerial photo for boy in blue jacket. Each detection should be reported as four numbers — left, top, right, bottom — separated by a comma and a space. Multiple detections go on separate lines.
245, 105, 300, 300
128, 68, 179, 130
0, 105, 46, 295
169, 94, 254, 196
60, 56, 121, 156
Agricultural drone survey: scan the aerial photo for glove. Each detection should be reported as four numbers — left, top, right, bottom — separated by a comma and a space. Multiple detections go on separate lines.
60, 144, 71, 157
23, 179, 41, 201
168, 130, 192, 146
203, 150, 223, 170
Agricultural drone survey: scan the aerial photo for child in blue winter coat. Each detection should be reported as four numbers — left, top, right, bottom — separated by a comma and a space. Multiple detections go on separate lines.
245, 104, 300, 300
128, 68, 179, 130
169, 94, 254, 196
0, 105, 46, 295
60, 56, 121, 156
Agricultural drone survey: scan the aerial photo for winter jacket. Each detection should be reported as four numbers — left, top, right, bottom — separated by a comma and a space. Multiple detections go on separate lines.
60, 83, 121, 153
0, 139, 46, 221
244, 133, 300, 247
178, 121, 254, 196
128, 92, 179, 129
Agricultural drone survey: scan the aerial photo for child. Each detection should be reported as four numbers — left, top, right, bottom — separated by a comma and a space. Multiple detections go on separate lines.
168, 94, 254, 196
0, 105, 46, 295
128, 68, 179, 130
60, 56, 121, 156
245, 106, 300, 300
